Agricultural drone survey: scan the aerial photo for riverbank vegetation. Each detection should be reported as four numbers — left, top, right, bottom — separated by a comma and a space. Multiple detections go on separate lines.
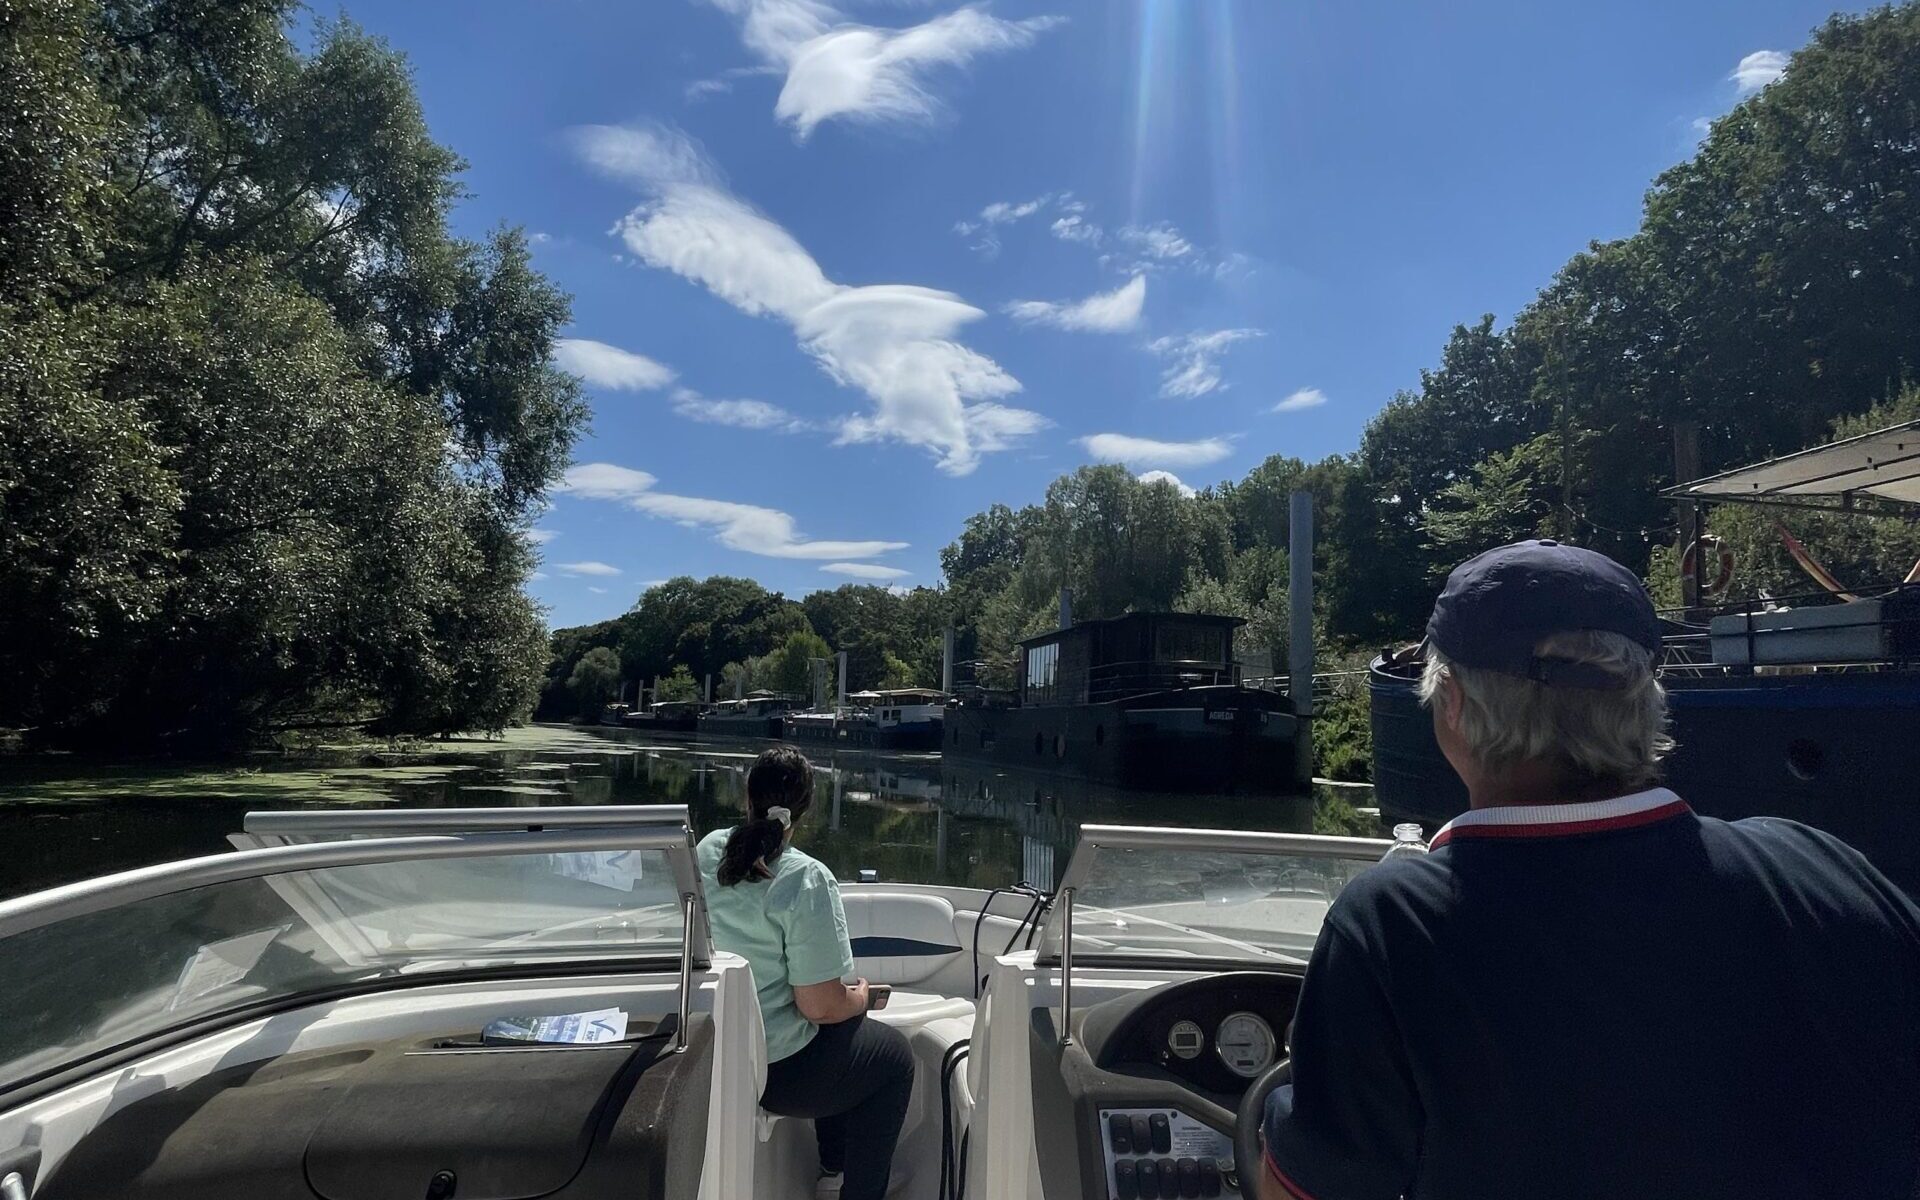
544, 7, 1920, 780
1, 0, 581, 750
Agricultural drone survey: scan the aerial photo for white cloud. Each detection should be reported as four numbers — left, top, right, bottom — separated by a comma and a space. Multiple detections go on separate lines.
1006, 275, 1146, 333
1136, 469, 1196, 498
1050, 213, 1104, 245
685, 63, 785, 101
529, 571, 549, 581
702, 0, 1062, 139
556, 462, 659, 500
822, 561, 911, 579
1078, 433, 1233, 469
553, 337, 676, 391
587, 586, 609, 595
558, 560, 623, 577
571, 122, 1044, 475
1273, 387, 1328, 413
528, 527, 561, 545
1148, 328, 1263, 399
559, 461, 908, 560
670, 387, 808, 432
528, 231, 553, 245
1731, 49, 1787, 96
1117, 222, 1193, 261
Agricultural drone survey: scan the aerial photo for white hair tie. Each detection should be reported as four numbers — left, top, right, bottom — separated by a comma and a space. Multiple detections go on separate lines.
766, 806, 792, 829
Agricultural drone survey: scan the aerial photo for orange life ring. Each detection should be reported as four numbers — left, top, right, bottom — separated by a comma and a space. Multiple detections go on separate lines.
1680, 535, 1735, 596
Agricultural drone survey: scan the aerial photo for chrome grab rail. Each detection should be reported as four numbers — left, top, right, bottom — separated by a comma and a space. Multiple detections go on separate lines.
1058, 886, 1076, 1048
674, 893, 696, 1054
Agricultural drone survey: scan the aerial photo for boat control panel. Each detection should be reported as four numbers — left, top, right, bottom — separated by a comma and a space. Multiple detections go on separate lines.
1098, 1108, 1238, 1198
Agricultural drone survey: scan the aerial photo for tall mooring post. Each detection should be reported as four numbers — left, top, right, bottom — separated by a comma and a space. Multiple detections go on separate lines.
1058, 587, 1073, 631
1289, 489, 1316, 788
837, 651, 848, 709
941, 627, 956, 694
703, 674, 712, 704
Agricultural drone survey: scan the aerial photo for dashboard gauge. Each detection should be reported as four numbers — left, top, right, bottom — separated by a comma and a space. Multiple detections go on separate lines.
1215, 1012, 1276, 1078
1167, 1019, 1205, 1060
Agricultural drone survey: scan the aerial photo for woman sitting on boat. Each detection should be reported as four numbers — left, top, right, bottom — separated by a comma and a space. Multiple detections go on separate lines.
696, 746, 914, 1200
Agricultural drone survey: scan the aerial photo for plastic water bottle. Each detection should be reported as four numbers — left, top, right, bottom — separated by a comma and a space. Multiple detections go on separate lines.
1381, 823, 1429, 860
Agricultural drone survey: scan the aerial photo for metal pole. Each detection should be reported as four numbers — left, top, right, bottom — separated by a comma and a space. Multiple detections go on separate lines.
942, 627, 956, 694
1059, 587, 1073, 631
837, 651, 848, 709
1289, 490, 1316, 788
1674, 421, 1703, 617
673, 893, 696, 1053
703, 674, 712, 704
1059, 886, 1076, 1047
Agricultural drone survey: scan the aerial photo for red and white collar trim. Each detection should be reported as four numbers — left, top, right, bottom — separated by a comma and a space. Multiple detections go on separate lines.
1429, 788, 1690, 849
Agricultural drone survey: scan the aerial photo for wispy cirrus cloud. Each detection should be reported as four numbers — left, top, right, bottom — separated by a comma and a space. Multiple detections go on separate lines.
1136, 469, 1196, 498
700, 0, 1062, 139
553, 338, 676, 391
1730, 49, 1787, 96
1078, 433, 1233, 470
527, 528, 561, 545
1117, 222, 1193, 262
822, 561, 910, 580
670, 387, 809, 432
570, 122, 1046, 475
1006, 274, 1146, 333
1272, 387, 1328, 413
559, 461, 907, 560
1148, 328, 1264, 399
558, 560, 623, 577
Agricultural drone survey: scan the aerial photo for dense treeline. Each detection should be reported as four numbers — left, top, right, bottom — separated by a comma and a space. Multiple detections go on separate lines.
546, 6, 1920, 731
535, 577, 954, 720
0, 0, 581, 748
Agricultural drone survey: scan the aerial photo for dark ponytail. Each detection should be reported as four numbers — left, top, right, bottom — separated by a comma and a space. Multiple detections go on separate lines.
717, 746, 816, 886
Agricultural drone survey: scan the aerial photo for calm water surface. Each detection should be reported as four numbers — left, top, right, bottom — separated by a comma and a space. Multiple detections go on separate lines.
0, 724, 1377, 899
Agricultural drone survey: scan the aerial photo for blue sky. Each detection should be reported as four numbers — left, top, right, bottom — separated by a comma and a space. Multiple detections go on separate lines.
329, 0, 1861, 628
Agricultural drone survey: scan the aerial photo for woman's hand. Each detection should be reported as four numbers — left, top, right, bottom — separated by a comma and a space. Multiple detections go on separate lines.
793, 977, 872, 1025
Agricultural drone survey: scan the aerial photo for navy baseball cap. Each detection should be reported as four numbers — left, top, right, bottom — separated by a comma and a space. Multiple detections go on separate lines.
1426, 540, 1661, 689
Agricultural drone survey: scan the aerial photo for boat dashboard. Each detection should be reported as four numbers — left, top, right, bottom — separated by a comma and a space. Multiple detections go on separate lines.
1038, 970, 1302, 1200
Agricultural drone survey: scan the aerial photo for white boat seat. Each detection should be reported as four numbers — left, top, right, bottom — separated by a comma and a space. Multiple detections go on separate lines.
844, 891, 965, 986
755, 991, 975, 1146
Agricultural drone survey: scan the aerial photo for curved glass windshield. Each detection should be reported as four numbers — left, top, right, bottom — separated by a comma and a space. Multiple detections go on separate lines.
0, 845, 689, 1097
1042, 829, 1388, 966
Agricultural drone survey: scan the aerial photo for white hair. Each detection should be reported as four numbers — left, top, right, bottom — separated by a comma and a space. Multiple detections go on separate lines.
1416, 630, 1673, 789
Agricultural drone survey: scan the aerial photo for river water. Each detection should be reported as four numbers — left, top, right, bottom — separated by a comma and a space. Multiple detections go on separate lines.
0, 724, 1378, 899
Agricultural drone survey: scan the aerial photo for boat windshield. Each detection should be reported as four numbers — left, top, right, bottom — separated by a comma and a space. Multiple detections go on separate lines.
0, 833, 698, 1098
1038, 826, 1390, 967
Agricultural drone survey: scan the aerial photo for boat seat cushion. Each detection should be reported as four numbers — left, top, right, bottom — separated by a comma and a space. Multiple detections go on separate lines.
843, 891, 963, 985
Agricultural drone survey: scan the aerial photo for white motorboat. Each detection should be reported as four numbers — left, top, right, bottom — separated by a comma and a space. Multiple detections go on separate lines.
0, 803, 1392, 1198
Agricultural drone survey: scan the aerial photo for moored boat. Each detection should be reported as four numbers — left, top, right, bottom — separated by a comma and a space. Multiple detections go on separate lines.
619, 698, 700, 736
695, 691, 799, 739
946, 612, 1302, 793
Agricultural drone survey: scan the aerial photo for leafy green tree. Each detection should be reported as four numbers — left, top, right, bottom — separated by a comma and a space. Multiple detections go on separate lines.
566, 647, 621, 719
759, 631, 832, 699
657, 664, 699, 703
0, 0, 579, 746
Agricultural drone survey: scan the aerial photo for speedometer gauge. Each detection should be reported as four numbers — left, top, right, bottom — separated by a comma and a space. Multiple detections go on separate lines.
1215, 1011, 1276, 1078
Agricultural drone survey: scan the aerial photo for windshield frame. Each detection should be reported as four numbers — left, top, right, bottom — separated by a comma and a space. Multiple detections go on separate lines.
1034, 823, 1391, 966
0, 825, 711, 1100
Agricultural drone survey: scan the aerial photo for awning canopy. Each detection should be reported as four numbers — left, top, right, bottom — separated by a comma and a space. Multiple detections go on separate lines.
1667, 419, 1920, 510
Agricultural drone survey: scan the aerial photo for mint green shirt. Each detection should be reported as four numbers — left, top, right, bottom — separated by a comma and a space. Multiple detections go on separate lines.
696, 828, 855, 1063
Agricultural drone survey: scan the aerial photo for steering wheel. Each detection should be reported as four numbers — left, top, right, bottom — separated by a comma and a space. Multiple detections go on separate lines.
1234, 1059, 1291, 1191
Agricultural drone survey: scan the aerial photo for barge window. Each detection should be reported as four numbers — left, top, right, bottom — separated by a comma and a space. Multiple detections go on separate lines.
1156, 625, 1226, 664
1026, 642, 1059, 702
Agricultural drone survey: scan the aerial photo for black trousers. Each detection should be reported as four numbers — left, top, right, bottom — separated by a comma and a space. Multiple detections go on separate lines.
761, 1014, 916, 1200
